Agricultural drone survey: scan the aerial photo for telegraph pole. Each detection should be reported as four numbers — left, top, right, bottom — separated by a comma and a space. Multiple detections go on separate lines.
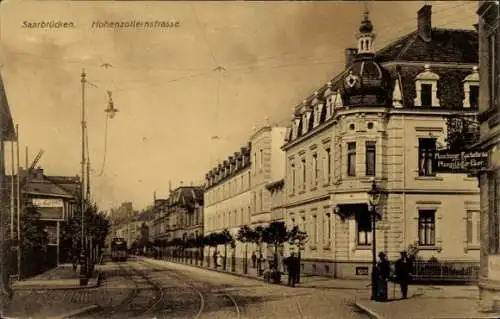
80, 69, 88, 286
15, 125, 20, 280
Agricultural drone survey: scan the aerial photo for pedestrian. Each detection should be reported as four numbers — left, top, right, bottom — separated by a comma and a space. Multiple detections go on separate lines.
375, 252, 391, 301
395, 251, 413, 299
251, 252, 257, 268
217, 252, 223, 269
257, 253, 265, 276
285, 252, 299, 287
213, 250, 218, 268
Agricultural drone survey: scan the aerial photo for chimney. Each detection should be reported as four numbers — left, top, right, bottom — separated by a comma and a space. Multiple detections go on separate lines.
417, 5, 432, 42
345, 48, 358, 68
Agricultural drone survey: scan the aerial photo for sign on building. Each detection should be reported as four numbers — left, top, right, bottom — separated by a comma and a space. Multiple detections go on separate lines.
435, 150, 488, 173
32, 198, 64, 219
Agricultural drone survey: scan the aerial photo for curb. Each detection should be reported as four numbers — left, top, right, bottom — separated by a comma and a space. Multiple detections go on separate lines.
52, 304, 101, 319
142, 258, 268, 284
354, 301, 384, 319
12, 271, 102, 291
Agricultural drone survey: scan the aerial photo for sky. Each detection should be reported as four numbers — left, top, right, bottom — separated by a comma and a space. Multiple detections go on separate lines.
0, 1, 478, 211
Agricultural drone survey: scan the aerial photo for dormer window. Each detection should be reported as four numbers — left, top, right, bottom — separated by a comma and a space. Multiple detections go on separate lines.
462, 66, 480, 109
414, 64, 440, 107
421, 84, 432, 107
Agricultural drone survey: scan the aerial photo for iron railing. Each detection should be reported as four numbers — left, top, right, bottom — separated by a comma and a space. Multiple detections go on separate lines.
411, 260, 479, 283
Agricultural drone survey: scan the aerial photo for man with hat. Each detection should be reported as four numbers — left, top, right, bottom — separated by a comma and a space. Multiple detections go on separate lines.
395, 251, 413, 299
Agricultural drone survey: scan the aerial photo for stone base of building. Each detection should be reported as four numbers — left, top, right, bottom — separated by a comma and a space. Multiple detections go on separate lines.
478, 278, 500, 313
300, 258, 373, 279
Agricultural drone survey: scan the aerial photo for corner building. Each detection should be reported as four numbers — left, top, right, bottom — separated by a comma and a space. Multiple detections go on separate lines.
282, 6, 481, 278
477, 0, 500, 312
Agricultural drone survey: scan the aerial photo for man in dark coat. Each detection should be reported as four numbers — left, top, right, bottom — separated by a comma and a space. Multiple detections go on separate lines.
285, 252, 299, 287
395, 251, 413, 299
251, 252, 257, 268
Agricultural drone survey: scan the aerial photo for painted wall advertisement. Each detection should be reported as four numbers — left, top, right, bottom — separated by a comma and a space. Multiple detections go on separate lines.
435, 150, 488, 173
32, 198, 64, 219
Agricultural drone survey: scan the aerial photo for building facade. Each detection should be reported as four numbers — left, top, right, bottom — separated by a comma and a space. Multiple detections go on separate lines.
477, 0, 500, 312
203, 125, 288, 267
153, 186, 204, 243
204, 144, 252, 267
282, 5, 481, 278
18, 167, 80, 265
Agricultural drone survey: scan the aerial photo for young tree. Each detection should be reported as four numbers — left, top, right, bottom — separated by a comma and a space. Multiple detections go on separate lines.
263, 221, 288, 269
237, 225, 252, 274
218, 229, 233, 270
20, 203, 49, 277
288, 225, 308, 283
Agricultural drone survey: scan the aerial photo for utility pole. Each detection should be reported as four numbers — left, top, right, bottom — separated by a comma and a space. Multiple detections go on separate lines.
80, 69, 88, 286
15, 125, 20, 280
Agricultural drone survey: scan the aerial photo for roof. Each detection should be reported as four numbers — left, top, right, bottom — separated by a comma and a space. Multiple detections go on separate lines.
0, 72, 16, 141
375, 28, 478, 64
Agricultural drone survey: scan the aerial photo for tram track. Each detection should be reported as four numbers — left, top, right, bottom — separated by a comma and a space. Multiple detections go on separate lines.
97, 260, 164, 318
143, 259, 242, 319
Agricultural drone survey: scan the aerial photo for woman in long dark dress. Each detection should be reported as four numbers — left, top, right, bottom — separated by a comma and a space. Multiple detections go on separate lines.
376, 252, 391, 301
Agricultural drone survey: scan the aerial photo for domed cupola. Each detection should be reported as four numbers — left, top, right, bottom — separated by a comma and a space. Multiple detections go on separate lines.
340, 8, 391, 107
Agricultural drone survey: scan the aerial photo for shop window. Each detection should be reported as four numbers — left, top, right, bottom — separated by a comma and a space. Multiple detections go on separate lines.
418, 138, 436, 176
356, 211, 372, 246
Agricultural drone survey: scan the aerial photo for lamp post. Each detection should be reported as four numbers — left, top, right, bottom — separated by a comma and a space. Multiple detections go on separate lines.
79, 71, 118, 286
368, 179, 382, 301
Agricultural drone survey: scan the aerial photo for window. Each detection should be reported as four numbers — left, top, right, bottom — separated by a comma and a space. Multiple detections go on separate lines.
466, 210, 480, 246
325, 213, 331, 240
240, 208, 244, 225
301, 158, 306, 189
421, 84, 432, 107
247, 206, 251, 223
291, 163, 296, 193
259, 149, 263, 171
489, 33, 497, 108
347, 142, 356, 177
325, 148, 331, 183
241, 176, 244, 191
365, 141, 376, 176
356, 211, 372, 246
228, 211, 232, 227
418, 138, 436, 176
489, 171, 499, 253
312, 215, 318, 244
301, 216, 306, 233
469, 85, 479, 109
312, 153, 318, 186
248, 171, 251, 187
418, 210, 436, 246
253, 192, 257, 212
253, 153, 257, 175
259, 190, 263, 211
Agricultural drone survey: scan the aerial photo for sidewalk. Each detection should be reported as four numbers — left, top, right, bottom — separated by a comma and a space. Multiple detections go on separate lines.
143, 257, 500, 319
12, 263, 101, 291
355, 282, 500, 319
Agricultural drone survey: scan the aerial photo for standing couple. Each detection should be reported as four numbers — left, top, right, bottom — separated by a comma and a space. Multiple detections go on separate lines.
374, 251, 413, 301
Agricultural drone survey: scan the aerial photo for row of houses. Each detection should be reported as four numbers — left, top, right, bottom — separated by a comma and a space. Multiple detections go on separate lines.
150, 6, 496, 304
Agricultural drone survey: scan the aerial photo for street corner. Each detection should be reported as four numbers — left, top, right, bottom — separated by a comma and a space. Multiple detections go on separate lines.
354, 300, 384, 319
49, 304, 101, 319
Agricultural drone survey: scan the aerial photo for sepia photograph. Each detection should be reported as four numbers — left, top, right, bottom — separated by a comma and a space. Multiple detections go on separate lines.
0, 0, 499, 318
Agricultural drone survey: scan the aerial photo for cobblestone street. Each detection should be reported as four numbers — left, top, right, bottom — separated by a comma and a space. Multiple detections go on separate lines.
4, 257, 370, 318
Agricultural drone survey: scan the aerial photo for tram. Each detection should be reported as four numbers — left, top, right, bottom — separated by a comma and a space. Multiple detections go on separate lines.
111, 238, 128, 262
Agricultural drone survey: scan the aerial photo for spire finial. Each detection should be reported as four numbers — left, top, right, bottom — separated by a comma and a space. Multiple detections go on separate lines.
363, 2, 369, 20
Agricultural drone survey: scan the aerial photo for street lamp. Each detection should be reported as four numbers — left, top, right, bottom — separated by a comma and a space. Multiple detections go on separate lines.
368, 178, 382, 301
79, 71, 118, 286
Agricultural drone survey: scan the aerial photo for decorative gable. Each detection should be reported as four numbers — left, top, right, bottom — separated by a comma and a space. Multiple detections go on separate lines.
462, 66, 479, 109
333, 91, 343, 109
301, 100, 312, 135
312, 91, 324, 128
414, 64, 440, 107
